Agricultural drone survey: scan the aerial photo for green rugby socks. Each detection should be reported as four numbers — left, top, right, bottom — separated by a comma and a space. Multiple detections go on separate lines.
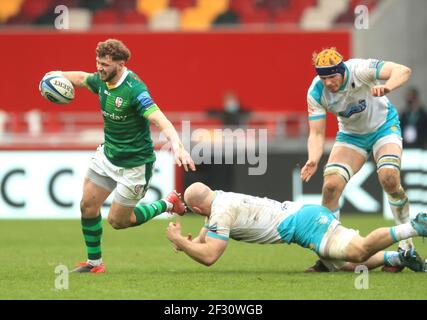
81, 214, 103, 262
134, 200, 168, 225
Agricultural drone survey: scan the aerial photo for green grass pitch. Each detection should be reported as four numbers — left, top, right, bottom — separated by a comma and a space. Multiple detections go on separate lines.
0, 214, 426, 300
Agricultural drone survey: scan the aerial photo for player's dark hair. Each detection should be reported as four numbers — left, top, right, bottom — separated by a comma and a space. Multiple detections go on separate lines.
96, 39, 131, 62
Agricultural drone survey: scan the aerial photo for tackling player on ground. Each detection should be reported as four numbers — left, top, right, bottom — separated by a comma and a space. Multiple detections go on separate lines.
46, 39, 195, 273
300, 47, 413, 272
166, 182, 426, 272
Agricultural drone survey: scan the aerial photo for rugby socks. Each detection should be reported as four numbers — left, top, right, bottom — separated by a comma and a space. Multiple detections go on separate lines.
387, 186, 413, 250
81, 214, 103, 266
133, 200, 169, 225
389, 223, 418, 242
388, 186, 410, 223
384, 251, 403, 267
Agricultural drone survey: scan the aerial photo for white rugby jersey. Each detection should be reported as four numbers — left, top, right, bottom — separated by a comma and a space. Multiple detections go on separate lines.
307, 59, 393, 134
205, 191, 303, 244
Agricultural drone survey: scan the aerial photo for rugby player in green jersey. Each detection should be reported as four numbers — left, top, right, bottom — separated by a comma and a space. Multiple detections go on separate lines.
46, 39, 194, 273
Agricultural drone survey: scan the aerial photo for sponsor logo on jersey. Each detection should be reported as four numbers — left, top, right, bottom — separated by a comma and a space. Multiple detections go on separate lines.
338, 99, 367, 118
104, 89, 111, 96
101, 110, 128, 121
115, 97, 124, 108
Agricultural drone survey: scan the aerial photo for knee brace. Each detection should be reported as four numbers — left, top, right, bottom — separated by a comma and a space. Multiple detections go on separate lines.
377, 154, 401, 172
324, 163, 354, 183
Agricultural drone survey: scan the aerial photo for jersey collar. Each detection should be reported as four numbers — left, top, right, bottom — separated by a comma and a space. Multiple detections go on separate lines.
106, 67, 129, 90
338, 63, 350, 92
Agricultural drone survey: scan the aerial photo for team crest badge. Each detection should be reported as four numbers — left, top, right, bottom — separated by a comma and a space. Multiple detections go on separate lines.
115, 97, 123, 108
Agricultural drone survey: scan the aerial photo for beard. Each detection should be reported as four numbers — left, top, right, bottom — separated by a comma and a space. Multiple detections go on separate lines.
100, 68, 118, 82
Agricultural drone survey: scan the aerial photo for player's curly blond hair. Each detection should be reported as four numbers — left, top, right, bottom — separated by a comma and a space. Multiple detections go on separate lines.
96, 39, 131, 62
312, 47, 343, 67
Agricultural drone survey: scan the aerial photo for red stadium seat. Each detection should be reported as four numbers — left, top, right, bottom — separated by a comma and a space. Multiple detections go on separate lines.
229, 0, 254, 16
5, 14, 31, 25
240, 8, 270, 24
351, 0, 379, 10
19, 0, 55, 21
122, 11, 147, 25
272, 0, 316, 24
289, 0, 316, 15
169, 0, 196, 11
109, 0, 137, 11
273, 8, 300, 24
92, 9, 120, 25
52, 0, 81, 8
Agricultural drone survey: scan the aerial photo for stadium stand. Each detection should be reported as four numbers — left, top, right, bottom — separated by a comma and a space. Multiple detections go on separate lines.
300, 0, 350, 29
92, 8, 120, 26
67, 8, 92, 30
0, 0, 381, 147
136, 0, 168, 18
122, 9, 148, 26
1, 0, 381, 28
148, 7, 180, 30
0, 0, 24, 23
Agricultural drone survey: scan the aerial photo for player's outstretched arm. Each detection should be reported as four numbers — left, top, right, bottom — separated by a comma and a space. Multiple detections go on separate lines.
301, 118, 326, 182
148, 110, 196, 172
371, 62, 412, 97
192, 226, 208, 244
45, 71, 90, 88
167, 221, 227, 266
172, 227, 207, 252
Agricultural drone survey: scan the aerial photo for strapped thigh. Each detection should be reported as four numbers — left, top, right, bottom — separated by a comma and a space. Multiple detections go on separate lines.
324, 162, 354, 183
320, 224, 359, 260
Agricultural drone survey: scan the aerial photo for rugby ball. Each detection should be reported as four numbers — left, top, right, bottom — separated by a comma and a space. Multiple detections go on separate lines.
39, 74, 75, 105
